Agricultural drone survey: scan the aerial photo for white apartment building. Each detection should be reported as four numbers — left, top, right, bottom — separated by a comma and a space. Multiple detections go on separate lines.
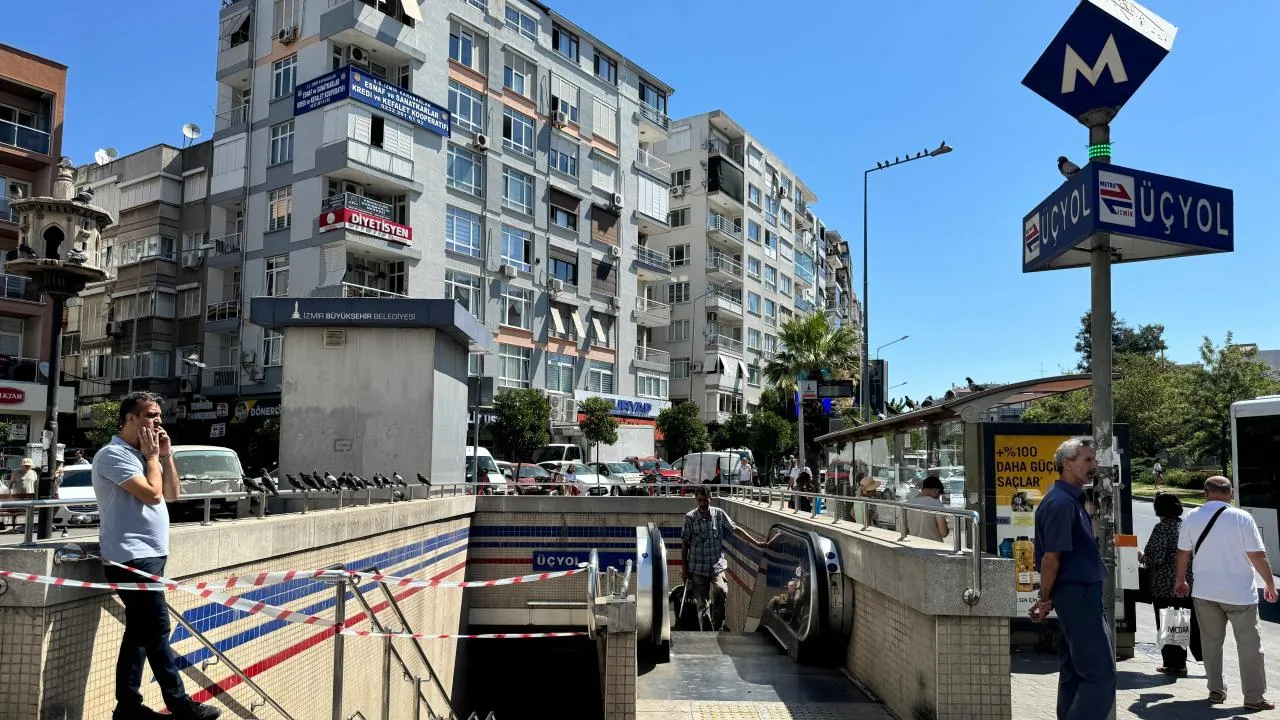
647, 110, 847, 426
211, 0, 675, 442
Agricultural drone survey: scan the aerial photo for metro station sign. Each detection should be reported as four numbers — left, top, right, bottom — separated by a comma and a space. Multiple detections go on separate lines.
319, 208, 413, 245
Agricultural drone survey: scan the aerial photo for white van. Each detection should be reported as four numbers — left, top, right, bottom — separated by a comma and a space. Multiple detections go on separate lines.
673, 452, 742, 485
465, 447, 511, 494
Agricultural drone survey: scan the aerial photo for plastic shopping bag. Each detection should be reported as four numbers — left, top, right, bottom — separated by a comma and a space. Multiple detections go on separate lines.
1158, 607, 1191, 650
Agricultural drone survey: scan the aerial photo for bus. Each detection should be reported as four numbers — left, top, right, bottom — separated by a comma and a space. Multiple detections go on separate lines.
1230, 396, 1280, 575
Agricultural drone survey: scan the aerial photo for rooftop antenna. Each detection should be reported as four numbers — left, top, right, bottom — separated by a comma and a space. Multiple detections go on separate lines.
181, 122, 202, 148
93, 147, 118, 166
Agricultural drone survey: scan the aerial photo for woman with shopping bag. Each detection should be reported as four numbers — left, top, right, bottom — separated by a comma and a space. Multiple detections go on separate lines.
1142, 492, 1202, 674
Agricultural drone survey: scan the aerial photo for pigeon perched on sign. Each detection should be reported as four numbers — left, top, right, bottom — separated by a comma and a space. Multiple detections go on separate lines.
1057, 156, 1080, 179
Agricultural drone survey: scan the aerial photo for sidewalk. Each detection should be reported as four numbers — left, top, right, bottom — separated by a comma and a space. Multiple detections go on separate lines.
1012, 602, 1280, 719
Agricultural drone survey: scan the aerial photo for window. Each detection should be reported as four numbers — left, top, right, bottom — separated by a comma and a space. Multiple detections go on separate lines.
548, 302, 577, 339
549, 257, 577, 286
747, 257, 761, 278
593, 52, 617, 84
747, 145, 763, 171
504, 53, 534, 98
671, 357, 689, 380
781, 208, 792, 228
588, 360, 614, 393
498, 343, 531, 389
502, 167, 534, 214
267, 186, 292, 231
764, 265, 778, 293
670, 168, 691, 187
272, 55, 297, 99
780, 275, 792, 296
269, 121, 294, 165
178, 288, 201, 318
505, 6, 538, 40
764, 195, 779, 225
550, 75, 580, 124
764, 230, 779, 257
590, 314, 613, 348
500, 283, 533, 329
747, 292, 761, 315
264, 255, 289, 297
449, 21, 481, 71
501, 225, 533, 271
448, 80, 484, 133
469, 353, 483, 377
591, 98, 617, 143
667, 319, 689, 342
445, 206, 482, 257
263, 329, 284, 367
637, 373, 668, 399
447, 144, 484, 196
549, 189, 579, 231
748, 365, 761, 387
747, 328, 761, 350
117, 236, 176, 265
764, 298, 777, 321
748, 185, 761, 208
546, 353, 575, 393
638, 80, 667, 115
387, 260, 407, 295
0, 317, 23, 356
667, 282, 690, 304
747, 220, 761, 244
591, 205, 620, 245
591, 154, 617, 191
549, 134, 578, 177
502, 107, 535, 156
552, 24, 578, 61
668, 207, 689, 227
118, 351, 172, 380
445, 270, 482, 317
667, 244, 689, 267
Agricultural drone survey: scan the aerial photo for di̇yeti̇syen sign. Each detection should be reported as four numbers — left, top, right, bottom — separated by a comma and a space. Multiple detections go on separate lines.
319, 208, 413, 245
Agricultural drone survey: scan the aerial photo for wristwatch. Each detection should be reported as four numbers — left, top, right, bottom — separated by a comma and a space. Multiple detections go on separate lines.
158, 453, 171, 460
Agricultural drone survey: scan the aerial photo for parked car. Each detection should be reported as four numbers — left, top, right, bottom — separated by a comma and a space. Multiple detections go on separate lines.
673, 452, 742, 485
532, 443, 586, 464
625, 456, 682, 489
537, 461, 609, 496
54, 465, 98, 527
590, 462, 644, 495
509, 463, 556, 495
171, 445, 248, 517
466, 447, 511, 494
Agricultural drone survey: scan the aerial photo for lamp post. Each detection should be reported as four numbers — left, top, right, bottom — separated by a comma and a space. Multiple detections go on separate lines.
875, 334, 909, 360
8, 158, 112, 540
861, 143, 952, 421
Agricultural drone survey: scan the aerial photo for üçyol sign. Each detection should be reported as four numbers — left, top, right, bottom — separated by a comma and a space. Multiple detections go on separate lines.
0, 387, 25, 404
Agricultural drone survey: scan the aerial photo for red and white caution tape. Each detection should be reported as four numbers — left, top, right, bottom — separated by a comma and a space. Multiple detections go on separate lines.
0, 568, 177, 593
340, 630, 587, 640
347, 566, 587, 589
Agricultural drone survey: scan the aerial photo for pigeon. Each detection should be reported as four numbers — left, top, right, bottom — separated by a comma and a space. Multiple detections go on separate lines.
243, 476, 265, 493
417, 473, 431, 487
966, 377, 988, 392
258, 468, 279, 497
1057, 156, 1080, 179
302, 472, 323, 491
73, 186, 94, 204
18, 242, 37, 259
65, 247, 88, 264
8, 183, 24, 199
285, 473, 306, 492
392, 471, 405, 486
322, 470, 340, 490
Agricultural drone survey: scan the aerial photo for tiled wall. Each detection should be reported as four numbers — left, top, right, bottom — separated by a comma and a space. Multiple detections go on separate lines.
598, 628, 637, 720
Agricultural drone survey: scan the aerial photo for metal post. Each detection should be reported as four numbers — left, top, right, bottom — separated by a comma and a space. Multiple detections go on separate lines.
413, 677, 423, 720
1088, 122, 1118, 720
381, 623, 392, 720
796, 376, 806, 474
37, 294, 67, 540
860, 170, 871, 422
332, 579, 347, 720
470, 378, 480, 493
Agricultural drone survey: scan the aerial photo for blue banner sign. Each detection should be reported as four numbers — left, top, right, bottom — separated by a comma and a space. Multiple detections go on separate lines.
1023, 162, 1233, 273
532, 551, 633, 571
1022, 0, 1176, 121
294, 66, 450, 138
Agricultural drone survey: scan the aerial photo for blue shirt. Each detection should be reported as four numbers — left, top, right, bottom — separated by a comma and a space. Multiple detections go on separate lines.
1033, 480, 1105, 585
92, 437, 169, 562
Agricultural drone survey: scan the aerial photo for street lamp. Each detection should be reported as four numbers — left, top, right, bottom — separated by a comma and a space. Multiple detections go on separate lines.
861, 142, 952, 421
875, 334, 909, 360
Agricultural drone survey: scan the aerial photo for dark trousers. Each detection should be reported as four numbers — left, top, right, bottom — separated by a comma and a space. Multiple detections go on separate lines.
1152, 595, 1201, 669
1052, 581, 1116, 720
103, 556, 190, 710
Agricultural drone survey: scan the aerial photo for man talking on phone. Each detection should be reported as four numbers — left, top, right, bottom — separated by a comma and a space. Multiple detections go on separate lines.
93, 391, 221, 719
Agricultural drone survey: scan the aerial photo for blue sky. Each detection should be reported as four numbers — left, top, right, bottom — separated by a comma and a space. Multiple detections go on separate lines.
3, 1, 1275, 398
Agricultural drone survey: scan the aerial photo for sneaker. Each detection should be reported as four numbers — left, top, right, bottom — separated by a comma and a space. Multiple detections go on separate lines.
112, 704, 168, 720
170, 699, 222, 720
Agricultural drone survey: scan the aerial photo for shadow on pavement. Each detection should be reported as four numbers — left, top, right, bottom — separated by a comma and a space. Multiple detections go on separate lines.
1125, 693, 1266, 720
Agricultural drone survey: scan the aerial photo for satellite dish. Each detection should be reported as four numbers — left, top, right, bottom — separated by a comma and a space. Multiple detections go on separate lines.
182, 123, 202, 141
94, 147, 118, 166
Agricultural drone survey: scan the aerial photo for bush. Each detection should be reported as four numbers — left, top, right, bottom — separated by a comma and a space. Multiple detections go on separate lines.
1156, 468, 1218, 490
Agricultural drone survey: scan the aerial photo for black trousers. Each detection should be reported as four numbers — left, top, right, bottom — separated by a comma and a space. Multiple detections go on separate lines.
103, 556, 190, 710
1152, 595, 1202, 670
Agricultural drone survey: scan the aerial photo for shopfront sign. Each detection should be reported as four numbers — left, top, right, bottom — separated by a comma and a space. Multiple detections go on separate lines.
294, 65, 451, 137
0, 387, 25, 404
572, 390, 670, 420
319, 207, 413, 245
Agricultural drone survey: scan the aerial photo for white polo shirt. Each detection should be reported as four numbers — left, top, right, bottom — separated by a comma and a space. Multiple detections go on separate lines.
1177, 500, 1267, 606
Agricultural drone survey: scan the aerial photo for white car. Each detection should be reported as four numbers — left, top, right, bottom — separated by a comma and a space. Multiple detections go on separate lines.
591, 462, 644, 495
54, 465, 99, 526
537, 461, 610, 497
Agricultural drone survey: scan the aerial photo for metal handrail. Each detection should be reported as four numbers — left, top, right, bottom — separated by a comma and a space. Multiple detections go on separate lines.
346, 570, 441, 720
369, 572, 457, 719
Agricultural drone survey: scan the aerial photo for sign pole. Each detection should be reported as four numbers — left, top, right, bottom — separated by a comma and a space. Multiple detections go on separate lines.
796, 375, 806, 474
1087, 120, 1118, 720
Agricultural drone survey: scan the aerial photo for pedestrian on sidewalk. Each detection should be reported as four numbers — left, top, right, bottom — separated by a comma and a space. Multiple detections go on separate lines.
1028, 437, 1114, 720
1141, 492, 1201, 674
1174, 475, 1278, 711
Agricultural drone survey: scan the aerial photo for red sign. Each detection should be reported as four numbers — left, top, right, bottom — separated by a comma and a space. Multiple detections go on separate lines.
318, 208, 412, 245
0, 387, 25, 404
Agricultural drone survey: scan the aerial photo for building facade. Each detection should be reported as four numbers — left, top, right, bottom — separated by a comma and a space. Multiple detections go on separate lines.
0, 44, 74, 466
211, 0, 675, 449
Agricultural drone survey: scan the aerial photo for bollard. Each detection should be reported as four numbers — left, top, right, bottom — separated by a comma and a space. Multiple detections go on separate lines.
202, 498, 212, 526
255, 495, 267, 520
22, 506, 35, 545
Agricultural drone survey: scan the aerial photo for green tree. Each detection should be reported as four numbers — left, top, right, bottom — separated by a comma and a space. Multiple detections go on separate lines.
1074, 311, 1168, 371
756, 387, 791, 419
1183, 333, 1280, 472
711, 413, 751, 450
764, 312, 860, 466
489, 389, 551, 462
657, 400, 708, 460
578, 396, 620, 463
85, 401, 121, 448
749, 411, 795, 481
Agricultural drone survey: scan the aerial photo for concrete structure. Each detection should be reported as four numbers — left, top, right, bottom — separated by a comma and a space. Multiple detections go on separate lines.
211, 0, 676, 456
645, 110, 855, 425
0, 45, 71, 468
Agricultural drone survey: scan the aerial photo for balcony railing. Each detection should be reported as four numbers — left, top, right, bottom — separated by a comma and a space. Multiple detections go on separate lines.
0, 199, 18, 224
706, 252, 742, 276
795, 296, 815, 313
213, 233, 241, 256
794, 261, 816, 286
322, 192, 396, 218
633, 244, 672, 274
0, 273, 42, 303
312, 282, 407, 299
706, 335, 744, 354
347, 138, 414, 180
635, 296, 670, 316
634, 346, 671, 368
214, 104, 250, 132
707, 213, 743, 243
638, 103, 669, 130
0, 355, 68, 385
206, 300, 240, 322
795, 196, 809, 215
635, 148, 670, 175
202, 364, 240, 388
707, 138, 744, 166
0, 119, 51, 155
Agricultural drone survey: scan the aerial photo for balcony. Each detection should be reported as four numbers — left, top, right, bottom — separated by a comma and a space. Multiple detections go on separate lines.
202, 364, 240, 391
345, 138, 415, 183
311, 282, 407, 299
0, 198, 17, 225
632, 244, 671, 279
206, 232, 242, 267
634, 346, 671, 373
793, 260, 816, 288
0, 118, 51, 156
205, 300, 240, 332
633, 297, 670, 327
217, 11, 252, 84
634, 148, 670, 178
0, 273, 43, 305
795, 296, 815, 314
705, 334, 744, 356
214, 104, 250, 134
321, 0, 425, 64
705, 252, 742, 282
706, 213, 743, 249
707, 137, 744, 168
707, 288, 744, 320
702, 409, 731, 426
635, 103, 669, 142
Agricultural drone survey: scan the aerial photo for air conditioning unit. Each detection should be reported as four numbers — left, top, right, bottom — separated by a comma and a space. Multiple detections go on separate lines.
610, 192, 624, 208
608, 297, 621, 310
669, 185, 685, 198
553, 110, 569, 127
181, 251, 203, 269
347, 46, 369, 67
341, 180, 364, 196
472, 133, 490, 150
278, 26, 297, 44
609, 245, 623, 258
241, 349, 257, 364
776, 185, 787, 198
548, 278, 564, 292
501, 264, 518, 279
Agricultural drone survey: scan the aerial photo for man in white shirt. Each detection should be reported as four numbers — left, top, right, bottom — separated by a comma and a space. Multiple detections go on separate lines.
1174, 476, 1277, 711
907, 476, 949, 541
739, 460, 753, 487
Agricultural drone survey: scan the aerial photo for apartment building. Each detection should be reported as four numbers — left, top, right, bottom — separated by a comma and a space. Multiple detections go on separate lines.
66, 143, 215, 441
823, 228, 858, 329
211, 0, 675, 449
0, 44, 74, 465
647, 110, 850, 426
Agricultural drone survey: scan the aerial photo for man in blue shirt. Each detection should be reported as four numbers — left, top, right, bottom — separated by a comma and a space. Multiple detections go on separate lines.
93, 391, 220, 720
1029, 436, 1113, 720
